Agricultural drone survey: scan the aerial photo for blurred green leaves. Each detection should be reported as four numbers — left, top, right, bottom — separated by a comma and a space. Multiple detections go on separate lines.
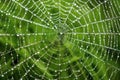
0, 0, 120, 80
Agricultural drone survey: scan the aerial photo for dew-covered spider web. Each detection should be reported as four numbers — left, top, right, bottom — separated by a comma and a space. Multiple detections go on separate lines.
0, 0, 120, 80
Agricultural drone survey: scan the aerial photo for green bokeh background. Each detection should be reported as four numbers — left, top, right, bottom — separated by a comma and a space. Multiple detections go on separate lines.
0, 0, 120, 80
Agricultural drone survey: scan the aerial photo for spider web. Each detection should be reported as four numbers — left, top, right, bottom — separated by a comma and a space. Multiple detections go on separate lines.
0, 0, 120, 80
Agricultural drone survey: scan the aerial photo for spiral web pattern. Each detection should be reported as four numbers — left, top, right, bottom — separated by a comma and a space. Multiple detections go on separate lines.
0, 0, 120, 80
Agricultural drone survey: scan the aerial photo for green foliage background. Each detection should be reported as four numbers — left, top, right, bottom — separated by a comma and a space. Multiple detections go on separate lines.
0, 0, 120, 80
